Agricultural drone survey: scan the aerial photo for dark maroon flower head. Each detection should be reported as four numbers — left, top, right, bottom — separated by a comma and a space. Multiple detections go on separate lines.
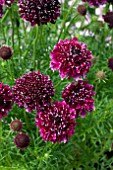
0, 0, 14, 6
36, 101, 76, 143
108, 57, 113, 71
14, 133, 30, 149
62, 80, 96, 118
0, 46, 12, 60
0, 83, 12, 120
103, 12, 113, 29
0, 5, 3, 18
82, 0, 107, 7
12, 71, 55, 112
10, 120, 22, 132
18, 0, 60, 26
50, 37, 92, 80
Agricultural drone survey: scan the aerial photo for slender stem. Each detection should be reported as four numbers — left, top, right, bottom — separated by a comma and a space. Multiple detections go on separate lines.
57, 0, 79, 41
54, 80, 62, 88
16, 20, 21, 56
24, 110, 29, 130
9, 7, 14, 49
62, 14, 79, 39
33, 25, 38, 69
0, 21, 6, 42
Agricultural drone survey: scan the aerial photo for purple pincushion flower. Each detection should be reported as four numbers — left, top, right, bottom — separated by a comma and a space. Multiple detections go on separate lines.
50, 37, 92, 80
0, 83, 12, 120
62, 80, 96, 118
36, 101, 76, 143
0, 0, 14, 6
82, 0, 107, 7
18, 0, 60, 26
12, 71, 55, 112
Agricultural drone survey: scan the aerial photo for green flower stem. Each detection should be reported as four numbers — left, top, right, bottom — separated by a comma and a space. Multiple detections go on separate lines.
57, 0, 79, 41
24, 110, 29, 130
1, 130, 12, 142
54, 80, 62, 88
0, 22, 6, 43
22, 20, 27, 44
9, 7, 14, 49
16, 21, 21, 56
33, 25, 38, 69
6, 60, 14, 83
0, 121, 2, 140
62, 13, 79, 39
1, 9, 9, 23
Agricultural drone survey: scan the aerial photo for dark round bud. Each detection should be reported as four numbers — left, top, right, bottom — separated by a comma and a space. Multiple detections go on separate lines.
108, 57, 113, 71
14, 133, 30, 149
103, 12, 113, 29
77, 5, 87, 16
96, 71, 106, 80
10, 120, 22, 132
0, 46, 12, 60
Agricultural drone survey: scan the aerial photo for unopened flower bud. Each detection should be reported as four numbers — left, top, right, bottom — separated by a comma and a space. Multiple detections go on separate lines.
108, 57, 113, 71
0, 46, 12, 60
77, 5, 87, 16
14, 133, 30, 149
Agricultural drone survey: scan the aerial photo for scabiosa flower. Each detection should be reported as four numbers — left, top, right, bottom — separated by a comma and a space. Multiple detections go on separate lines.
12, 71, 55, 112
108, 57, 113, 71
0, 46, 12, 60
103, 12, 113, 29
36, 101, 76, 143
14, 133, 30, 149
0, 5, 3, 18
0, 83, 12, 120
62, 80, 96, 118
10, 120, 22, 132
18, 0, 60, 27
50, 37, 92, 80
82, 0, 107, 7
0, 0, 14, 6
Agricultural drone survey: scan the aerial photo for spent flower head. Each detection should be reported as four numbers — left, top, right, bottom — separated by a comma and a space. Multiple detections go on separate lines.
10, 120, 22, 132
96, 70, 106, 80
36, 101, 76, 143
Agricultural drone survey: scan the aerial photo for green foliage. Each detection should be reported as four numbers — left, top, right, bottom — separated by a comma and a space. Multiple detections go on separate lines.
1, 0, 113, 169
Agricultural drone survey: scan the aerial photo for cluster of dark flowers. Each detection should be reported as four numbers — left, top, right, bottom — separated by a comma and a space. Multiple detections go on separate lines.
0, 0, 113, 149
